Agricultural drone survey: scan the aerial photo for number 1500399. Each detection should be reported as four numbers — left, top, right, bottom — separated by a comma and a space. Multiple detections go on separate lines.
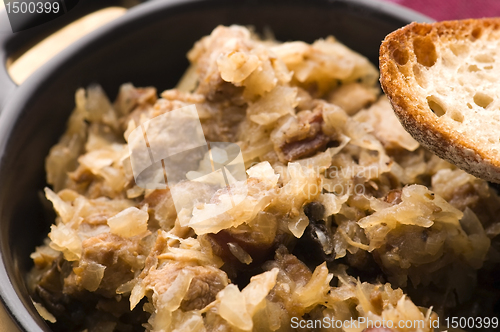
5, 1, 60, 14
445, 316, 498, 329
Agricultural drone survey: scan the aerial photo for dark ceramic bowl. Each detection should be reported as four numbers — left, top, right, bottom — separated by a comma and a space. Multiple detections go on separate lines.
0, 0, 430, 330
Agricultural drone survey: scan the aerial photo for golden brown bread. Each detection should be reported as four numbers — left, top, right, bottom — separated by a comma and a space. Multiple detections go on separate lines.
380, 18, 500, 183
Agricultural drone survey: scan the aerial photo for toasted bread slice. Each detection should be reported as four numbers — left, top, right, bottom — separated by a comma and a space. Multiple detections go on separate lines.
380, 18, 500, 183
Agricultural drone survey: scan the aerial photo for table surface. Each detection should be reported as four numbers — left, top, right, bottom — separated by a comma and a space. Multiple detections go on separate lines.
387, 0, 500, 21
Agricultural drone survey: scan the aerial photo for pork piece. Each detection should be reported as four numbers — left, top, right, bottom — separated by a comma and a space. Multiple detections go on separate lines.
34, 255, 148, 332
384, 189, 403, 205
67, 164, 118, 199
264, 247, 315, 317
143, 263, 228, 311
66, 233, 149, 298
188, 26, 249, 105
272, 106, 339, 162
115, 84, 158, 134
272, 247, 312, 287
159, 89, 246, 142
206, 228, 276, 280
68, 166, 95, 187
182, 266, 228, 311
203, 211, 279, 281
199, 102, 247, 143
140, 189, 177, 231
167, 76, 246, 142
114, 84, 157, 117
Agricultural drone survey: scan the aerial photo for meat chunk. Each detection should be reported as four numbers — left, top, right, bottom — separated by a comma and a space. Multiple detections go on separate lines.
180, 266, 229, 311
66, 233, 148, 297
114, 84, 157, 117
384, 189, 402, 205
272, 107, 339, 162
188, 26, 250, 105
143, 263, 228, 311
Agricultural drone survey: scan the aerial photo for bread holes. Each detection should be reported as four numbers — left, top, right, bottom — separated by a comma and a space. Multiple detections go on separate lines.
471, 27, 483, 40
449, 110, 464, 123
413, 36, 437, 67
450, 43, 469, 57
426, 96, 446, 117
473, 92, 493, 108
474, 53, 494, 63
389, 41, 409, 65
393, 48, 409, 65
484, 65, 494, 70
467, 103, 473, 109
468, 64, 480, 72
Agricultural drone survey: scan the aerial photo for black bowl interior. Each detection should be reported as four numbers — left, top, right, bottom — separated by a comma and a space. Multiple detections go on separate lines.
0, 0, 429, 330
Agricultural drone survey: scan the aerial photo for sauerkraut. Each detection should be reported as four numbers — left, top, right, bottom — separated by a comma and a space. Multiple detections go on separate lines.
28, 25, 500, 332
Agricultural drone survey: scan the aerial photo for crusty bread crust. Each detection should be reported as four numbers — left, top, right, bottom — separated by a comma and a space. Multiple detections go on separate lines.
380, 19, 500, 183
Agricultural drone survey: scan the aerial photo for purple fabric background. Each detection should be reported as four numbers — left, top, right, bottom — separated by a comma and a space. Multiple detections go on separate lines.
385, 0, 500, 21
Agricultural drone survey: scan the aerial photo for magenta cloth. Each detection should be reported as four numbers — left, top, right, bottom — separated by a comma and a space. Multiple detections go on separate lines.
385, 0, 500, 21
